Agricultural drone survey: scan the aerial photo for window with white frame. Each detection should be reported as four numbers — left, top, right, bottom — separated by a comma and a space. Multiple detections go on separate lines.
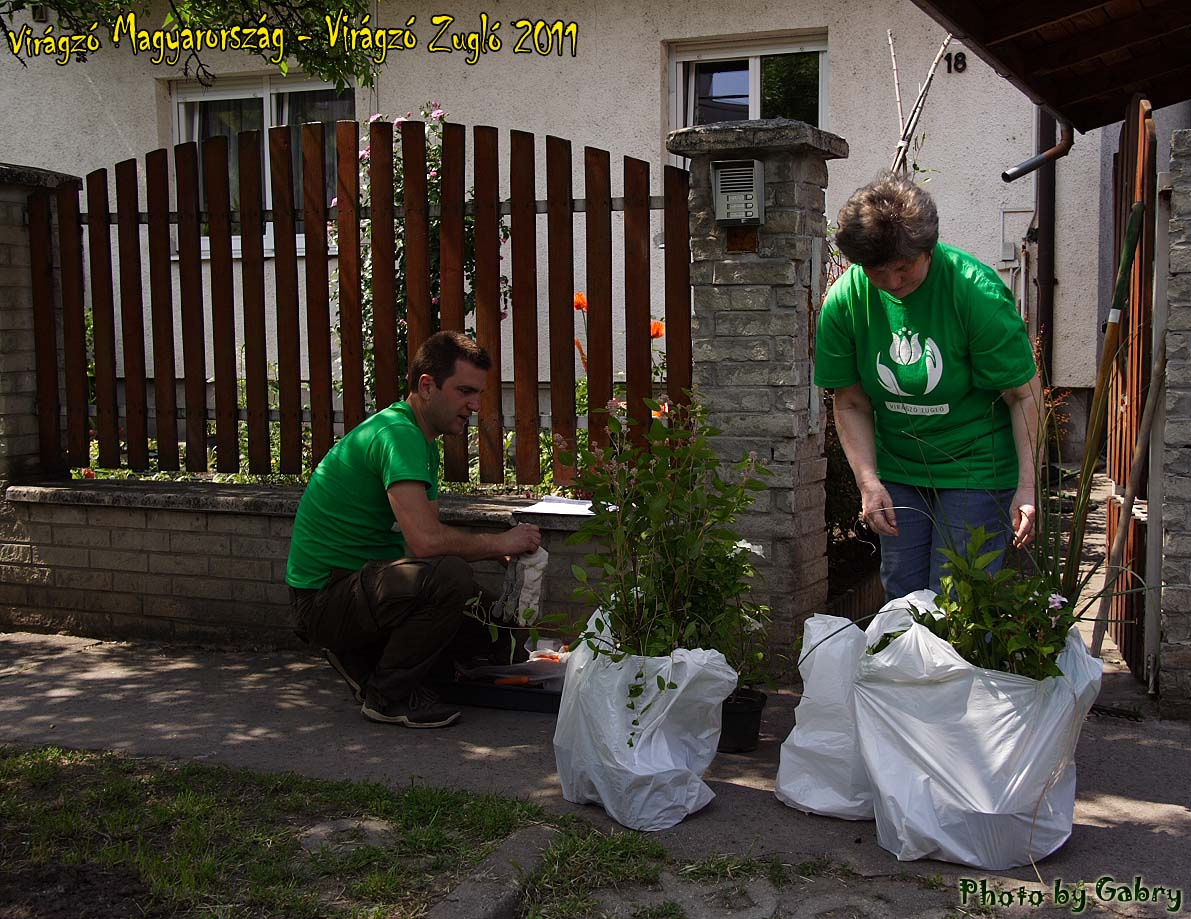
669, 36, 827, 138
173, 75, 355, 226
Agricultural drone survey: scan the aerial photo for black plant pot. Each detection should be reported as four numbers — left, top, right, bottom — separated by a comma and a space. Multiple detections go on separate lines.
718, 687, 767, 754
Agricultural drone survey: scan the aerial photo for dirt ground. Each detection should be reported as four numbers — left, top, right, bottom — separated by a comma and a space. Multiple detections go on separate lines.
0, 863, 166, 919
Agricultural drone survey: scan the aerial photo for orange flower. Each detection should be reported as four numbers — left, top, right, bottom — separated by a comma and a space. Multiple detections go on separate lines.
573, 291, 588, 312
649, 319, 665, 339
574, 337, 589, 372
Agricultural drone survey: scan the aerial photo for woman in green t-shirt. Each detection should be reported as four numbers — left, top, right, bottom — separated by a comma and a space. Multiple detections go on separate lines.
814, 172, 1042, 600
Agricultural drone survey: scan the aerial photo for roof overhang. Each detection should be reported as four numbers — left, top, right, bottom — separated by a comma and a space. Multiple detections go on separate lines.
907, 0, 1191, 132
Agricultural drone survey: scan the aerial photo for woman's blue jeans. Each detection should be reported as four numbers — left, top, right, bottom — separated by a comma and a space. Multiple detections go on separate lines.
878, 483, 1015, 601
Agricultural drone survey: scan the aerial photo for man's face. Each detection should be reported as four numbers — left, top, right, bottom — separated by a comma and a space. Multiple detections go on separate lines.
862, 251, 932, 299
424, 359, 486, 436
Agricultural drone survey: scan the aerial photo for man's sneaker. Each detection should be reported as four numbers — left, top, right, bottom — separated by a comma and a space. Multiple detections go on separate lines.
361, 687, 461, 728
324, 648, 366, 703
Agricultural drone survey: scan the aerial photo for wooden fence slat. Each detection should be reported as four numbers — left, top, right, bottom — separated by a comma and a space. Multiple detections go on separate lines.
510, 130, 540, 485
269, 126, 302, 474
545, 135, 575, 484
440, 121, 469, 482
175, 143, 208, 471
439, 122, 466, 331
86, 169, 120, 468
114, 159, 149, 470
337, 120, 365, 432
56, 180, 89, 467
584, 146, 613, 450
473, 125, 504, 483
28, 189, 62, 472
369, 120, 398, 409
145, 149, 178, 470
624, 156, 651, 441
204, 136, 238, 473
303, 122, 334, 465
239, 130, 270, 474
401, 120, 432, 365
664, 165, 692, 404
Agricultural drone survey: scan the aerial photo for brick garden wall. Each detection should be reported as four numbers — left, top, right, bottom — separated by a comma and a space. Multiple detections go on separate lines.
0, 483, 590, 648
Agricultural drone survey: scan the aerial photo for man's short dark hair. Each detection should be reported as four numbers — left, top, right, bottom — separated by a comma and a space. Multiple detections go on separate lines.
408, 330, 492, 389
835, 171, 939, 267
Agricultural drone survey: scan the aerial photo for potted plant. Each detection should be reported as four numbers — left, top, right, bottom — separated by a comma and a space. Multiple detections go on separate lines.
705, 541, 771, 754
552, 395, 769, 830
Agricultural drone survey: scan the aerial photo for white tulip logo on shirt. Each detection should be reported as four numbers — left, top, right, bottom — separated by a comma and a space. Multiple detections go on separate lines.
876, 327, 943, 397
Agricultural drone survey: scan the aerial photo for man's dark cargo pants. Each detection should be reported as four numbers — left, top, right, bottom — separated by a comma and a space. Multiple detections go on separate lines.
290, 556, 498, 705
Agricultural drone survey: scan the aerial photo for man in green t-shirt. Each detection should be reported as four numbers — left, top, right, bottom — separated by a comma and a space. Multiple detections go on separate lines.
815, 172, 1042, 600
286, 331, 541, 728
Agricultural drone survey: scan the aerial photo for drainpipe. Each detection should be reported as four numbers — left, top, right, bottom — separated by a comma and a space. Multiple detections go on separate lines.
1003, 111, 1074, 382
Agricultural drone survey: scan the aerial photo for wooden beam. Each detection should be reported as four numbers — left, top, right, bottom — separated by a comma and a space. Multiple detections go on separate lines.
986, 0, 1112, 47
1026, 1, 1191, 78
1066, 61, 1191, 128
1046, 42, 1191, 106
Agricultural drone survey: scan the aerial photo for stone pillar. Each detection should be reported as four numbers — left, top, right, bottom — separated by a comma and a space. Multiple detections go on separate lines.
1163, 129, 1191, 720
0, 163, 73, 487
667, 120, 848, 658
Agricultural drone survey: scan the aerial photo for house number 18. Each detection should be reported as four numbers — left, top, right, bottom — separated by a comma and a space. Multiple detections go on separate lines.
944, 51, 967, 73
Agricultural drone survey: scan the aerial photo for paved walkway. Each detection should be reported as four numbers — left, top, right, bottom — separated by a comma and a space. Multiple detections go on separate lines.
1, 628, 1188, 918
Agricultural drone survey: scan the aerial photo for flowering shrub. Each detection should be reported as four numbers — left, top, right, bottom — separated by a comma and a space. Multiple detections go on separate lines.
926, 527, 1075, 679
569, 396, 769, 662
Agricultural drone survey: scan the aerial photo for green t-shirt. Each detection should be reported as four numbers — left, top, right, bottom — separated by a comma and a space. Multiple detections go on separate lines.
814, 242, 1036, 489
286, 400, 440, 589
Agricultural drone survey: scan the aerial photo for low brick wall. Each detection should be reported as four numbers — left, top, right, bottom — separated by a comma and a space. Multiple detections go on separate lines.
0, 481, 592, 648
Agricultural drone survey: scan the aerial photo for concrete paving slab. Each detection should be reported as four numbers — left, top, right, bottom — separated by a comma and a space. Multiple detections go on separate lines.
1, 630, 1188, 917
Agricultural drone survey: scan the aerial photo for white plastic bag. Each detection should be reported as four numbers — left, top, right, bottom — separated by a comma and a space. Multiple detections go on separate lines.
553, 613, 738, 831
853, 612, 1102, 869
775, 614, 873, 818
775, 592, 939, 819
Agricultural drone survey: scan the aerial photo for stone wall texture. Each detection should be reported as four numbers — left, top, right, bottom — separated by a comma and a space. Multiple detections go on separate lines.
669, 120, 848, 659
1162, 128, 1191, 719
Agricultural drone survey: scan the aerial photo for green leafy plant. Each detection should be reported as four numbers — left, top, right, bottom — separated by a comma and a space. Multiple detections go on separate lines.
912, 526, 1075, 679
567, 395, 770, 710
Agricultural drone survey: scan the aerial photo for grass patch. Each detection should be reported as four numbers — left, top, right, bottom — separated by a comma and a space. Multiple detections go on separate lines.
521, 826, 668, 919
678, 853, 792, 887
0, 744, 544, 919
631, 903, 686, 919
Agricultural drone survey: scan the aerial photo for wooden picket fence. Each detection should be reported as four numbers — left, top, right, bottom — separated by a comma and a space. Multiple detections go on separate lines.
26, 119, 691, 487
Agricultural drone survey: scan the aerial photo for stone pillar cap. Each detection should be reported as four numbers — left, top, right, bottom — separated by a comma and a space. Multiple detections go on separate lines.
0, 163, 80, 189
667, 118, 848, 161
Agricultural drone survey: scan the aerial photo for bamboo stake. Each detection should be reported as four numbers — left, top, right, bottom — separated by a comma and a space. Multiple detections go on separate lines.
890, 34, 952, 174
1061, 201, 1145, 599
1091, 327, 1165, 656
888, 30, 905, 135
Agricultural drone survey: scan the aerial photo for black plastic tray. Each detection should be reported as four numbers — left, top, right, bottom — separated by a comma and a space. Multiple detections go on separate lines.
428, 679, 562, 714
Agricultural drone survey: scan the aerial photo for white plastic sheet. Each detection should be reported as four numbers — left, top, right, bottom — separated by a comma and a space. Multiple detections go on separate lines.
553, 613, 738, 831
775, 614, 873, 819
775, 592, 938, 820
777, 593, 1102, 870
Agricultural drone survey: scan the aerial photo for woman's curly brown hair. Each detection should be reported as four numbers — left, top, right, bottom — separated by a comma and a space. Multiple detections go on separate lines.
835, 171, 938, 267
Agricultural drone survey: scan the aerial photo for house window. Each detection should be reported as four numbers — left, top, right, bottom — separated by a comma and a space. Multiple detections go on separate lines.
174, 75, 355, 226
670, 36, 827, 139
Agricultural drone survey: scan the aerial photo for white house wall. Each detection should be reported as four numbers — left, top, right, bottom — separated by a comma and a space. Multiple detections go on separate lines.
0, 0, 1125, 391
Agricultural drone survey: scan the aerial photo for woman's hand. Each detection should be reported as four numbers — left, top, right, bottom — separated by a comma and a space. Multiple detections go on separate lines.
1010, 486, 1036, 548
859, 479, 899, 536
